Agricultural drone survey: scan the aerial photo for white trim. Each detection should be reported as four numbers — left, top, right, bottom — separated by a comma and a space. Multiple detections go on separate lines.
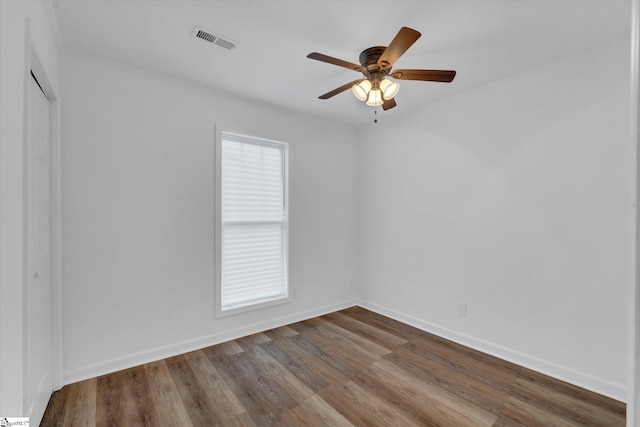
50, 102, 63, 391
21, 17, 32, 418
63, 298, 357, 385
27, 28, 64, 396
42, 0, 63, 52
359, 300, 627, 403
215, 131, 291, 318
47, 83, 64, 393
214, 124, 221, 316
630, 1, 640, 425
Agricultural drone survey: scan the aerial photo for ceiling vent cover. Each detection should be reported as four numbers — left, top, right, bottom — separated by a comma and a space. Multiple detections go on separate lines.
192, 26, 237, 50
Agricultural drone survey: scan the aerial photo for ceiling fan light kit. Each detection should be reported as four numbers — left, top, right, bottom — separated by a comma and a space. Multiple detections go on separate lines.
379, 78, 400, 99
308, 27, 456, 113
365, 88, 384, 106
353, 77, 399, 106
352, 79, 372, 101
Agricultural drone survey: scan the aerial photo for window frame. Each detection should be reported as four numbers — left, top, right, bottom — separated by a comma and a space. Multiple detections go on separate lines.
215, 130, 291, 318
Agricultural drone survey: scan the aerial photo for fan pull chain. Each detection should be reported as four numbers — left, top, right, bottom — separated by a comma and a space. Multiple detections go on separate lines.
374, 108, 378, 124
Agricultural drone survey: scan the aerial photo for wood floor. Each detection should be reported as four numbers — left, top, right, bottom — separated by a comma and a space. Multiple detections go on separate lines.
41, 307, 625, 426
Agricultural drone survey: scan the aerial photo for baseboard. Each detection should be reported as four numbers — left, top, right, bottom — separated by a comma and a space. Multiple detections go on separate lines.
358, 300, 627, 403
63, 298, 358, 385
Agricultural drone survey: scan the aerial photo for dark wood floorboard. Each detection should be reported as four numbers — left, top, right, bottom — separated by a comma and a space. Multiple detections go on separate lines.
41, 307, 626, 426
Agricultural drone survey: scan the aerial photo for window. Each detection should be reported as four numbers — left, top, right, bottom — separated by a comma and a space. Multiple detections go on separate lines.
217, 132, 289, 315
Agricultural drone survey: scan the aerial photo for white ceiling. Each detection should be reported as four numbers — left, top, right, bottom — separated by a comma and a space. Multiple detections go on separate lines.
52, 0, 631, 127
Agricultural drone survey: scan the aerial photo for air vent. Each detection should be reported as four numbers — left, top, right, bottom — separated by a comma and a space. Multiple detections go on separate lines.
196, 29, 217, 44
192, 26, 237, 50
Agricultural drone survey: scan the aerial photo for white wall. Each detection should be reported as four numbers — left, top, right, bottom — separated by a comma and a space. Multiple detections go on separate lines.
0, 0, 60, 417
358, 40, 631, 401
60, 54, 360, 382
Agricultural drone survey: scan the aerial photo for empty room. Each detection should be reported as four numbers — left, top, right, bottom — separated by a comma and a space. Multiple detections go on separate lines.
1, 0, 639, 426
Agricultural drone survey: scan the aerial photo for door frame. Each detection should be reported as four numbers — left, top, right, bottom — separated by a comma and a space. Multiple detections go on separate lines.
23, 21, 63, 398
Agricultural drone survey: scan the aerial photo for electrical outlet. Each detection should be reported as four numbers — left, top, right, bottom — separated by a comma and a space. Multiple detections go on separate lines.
458, 303, 467, 317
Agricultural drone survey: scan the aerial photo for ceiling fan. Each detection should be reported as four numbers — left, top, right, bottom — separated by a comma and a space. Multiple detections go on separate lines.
307, 27, 456, 111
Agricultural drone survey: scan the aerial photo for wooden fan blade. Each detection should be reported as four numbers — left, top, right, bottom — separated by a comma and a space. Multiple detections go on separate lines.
378, 27, 421, 68
307, 52, 363, 72
391, 69, 456, 82
319, 79, 363, 99
382, 98, 397, 111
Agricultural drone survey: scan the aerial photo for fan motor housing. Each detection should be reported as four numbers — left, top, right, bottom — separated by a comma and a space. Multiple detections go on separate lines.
359, 46, 387, 72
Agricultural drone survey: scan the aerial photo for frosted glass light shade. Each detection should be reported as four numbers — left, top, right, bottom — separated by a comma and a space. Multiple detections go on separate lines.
379, 78, 400, 99
365, 88, 384, 106
352, 80, 372, 101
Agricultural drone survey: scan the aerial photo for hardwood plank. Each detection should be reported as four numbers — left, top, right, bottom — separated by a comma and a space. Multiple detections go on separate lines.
289, 332, 362, 378
385, 346, 511, 415
40, 386, 70, 427
369, 358, 497, 426
509, 375, 625, 426
260, 337, 345, 389
319, 380, 423, 427
300, 324, 385, 371
322, 311, 408, 350
246, 346, 315, 400
402, 339, 519, 393
183, 350, 246, 421
166, 353, 222, 426
262, 325, 299, 341
280, 395, 354, 427
339, 306, 427, 341
218, 412, 258, 427
206, 349, 298, 424
298, 316, 332, 329
234, 332, 271, 350
286, 316, 330, 333
287, 320, 314, 333
200, 349, 278, 423
62, 378, 97, 426
419, 331, 523, 378
206, 340, 244, 357
351, 363, 472, 427
316, 320, 393, 357
143, 360, 193, 427
95, 371, 124, 426
491, 414, 532, 427
518, 366, 626, 417
120, 365, 161, 427
495, 396, 580, 427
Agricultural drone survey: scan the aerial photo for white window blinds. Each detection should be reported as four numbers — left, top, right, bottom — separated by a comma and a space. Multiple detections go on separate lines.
220, 133, 289, 312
